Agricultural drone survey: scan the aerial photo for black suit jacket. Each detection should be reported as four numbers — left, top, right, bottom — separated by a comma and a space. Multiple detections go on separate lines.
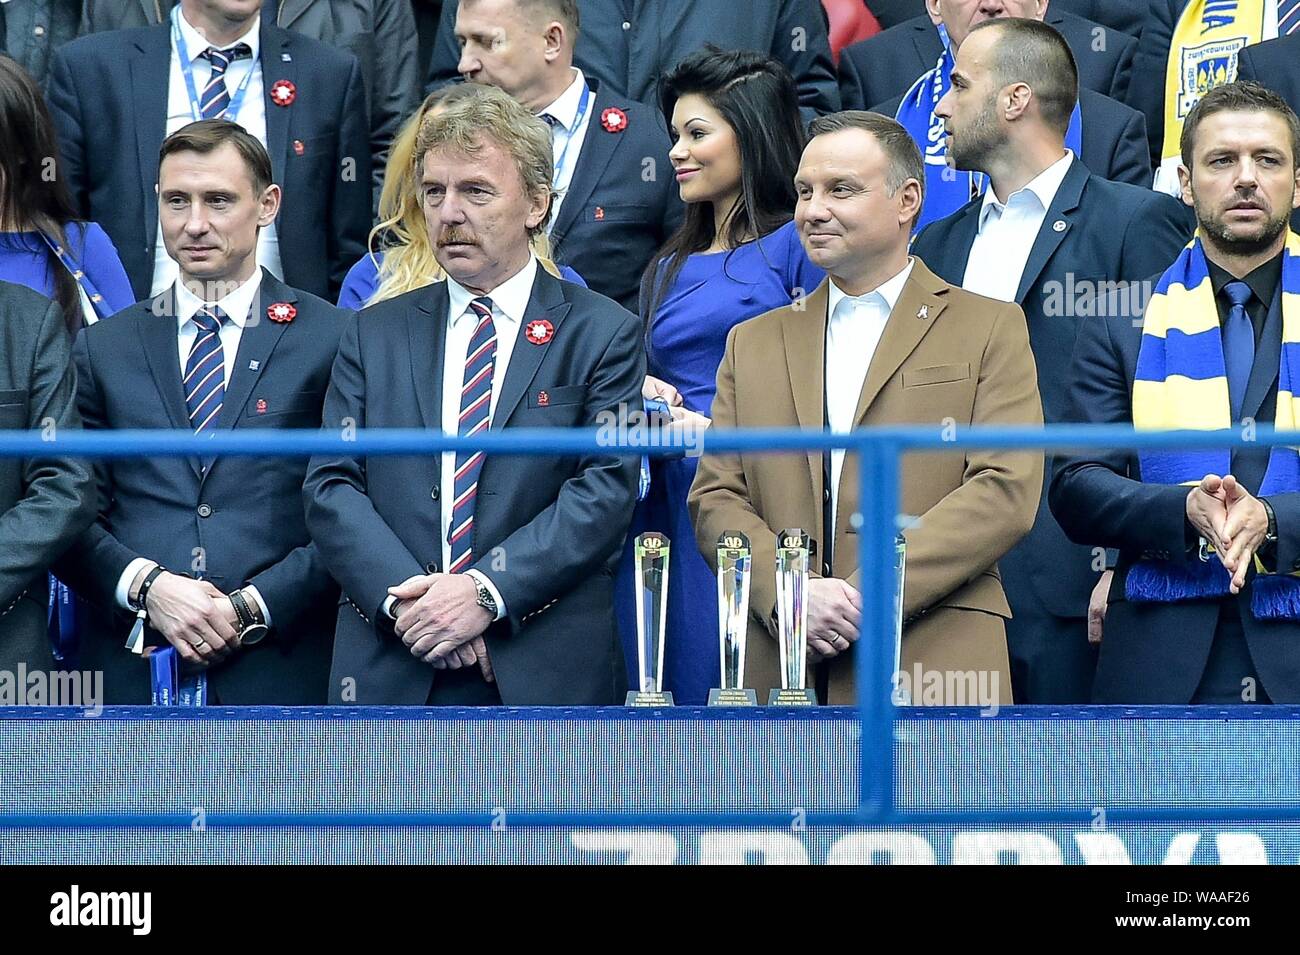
47, 21, 372, 302
1050, 271, 1300, 703
875, 86, 1153, 188
547, 80, 682, 313
304, 267, 644, 706
54, 271, 345, 704
838, 11, 1136, 113
0, 283, 95, 670
1237, 34, 1300, 234
912, 156, 1191, 622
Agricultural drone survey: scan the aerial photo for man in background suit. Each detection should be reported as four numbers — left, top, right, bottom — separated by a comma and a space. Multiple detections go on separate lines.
1238, 31, 1300, 232
427, 0, 841, 121
0, 283, 94, 674
1052, 82, 1300, 703
911, 17, 1189, 702
48, 0, 371, 302
54, 121, 344, 704
689, 111, 1043, 705
305, 85, 643, 706
451, 0, 679, 311
79, 0, 417, 210
838, 0, 1136, 113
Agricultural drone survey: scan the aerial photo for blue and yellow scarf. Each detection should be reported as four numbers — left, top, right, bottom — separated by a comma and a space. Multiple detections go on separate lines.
1129, 231, 1300, 618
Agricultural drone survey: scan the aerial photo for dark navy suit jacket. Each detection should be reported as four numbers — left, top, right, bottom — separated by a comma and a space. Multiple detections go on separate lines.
1051, 271, 1300, 703
547, 79, 682, 313
838, 11, 1136, 113
304, 267, 644, 706
912, 156, 1191, 627
875, 86, 1154, 189
54, 271, 345, 704
46, 21, 372, 302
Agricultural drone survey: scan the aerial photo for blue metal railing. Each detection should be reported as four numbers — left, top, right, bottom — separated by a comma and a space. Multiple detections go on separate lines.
1, 422, 1296, 829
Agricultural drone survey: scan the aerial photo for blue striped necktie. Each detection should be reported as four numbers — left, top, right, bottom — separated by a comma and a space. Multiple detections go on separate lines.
185, 306, 227, 433
199, 43, 252, 119
1281, 0, 1300, 34
449, 298, 497, 574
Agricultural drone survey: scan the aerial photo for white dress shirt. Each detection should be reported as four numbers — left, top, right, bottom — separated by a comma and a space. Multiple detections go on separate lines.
382, 257, 540, 623
825, 258, 915, 533
537, 68, 595, 234
960, 150, 1075, 303
152, 9, 282, 295
115, 271, 271, 622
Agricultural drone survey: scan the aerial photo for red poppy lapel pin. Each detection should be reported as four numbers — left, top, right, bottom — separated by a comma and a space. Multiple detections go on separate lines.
600, 106, 628, 134
525, 319, 554, 345
267, 302, 297, 323
270, 79, 297, 107
256, 398, 268, 415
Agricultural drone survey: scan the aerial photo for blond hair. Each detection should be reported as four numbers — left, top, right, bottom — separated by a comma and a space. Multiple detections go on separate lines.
368, 84, 565, 306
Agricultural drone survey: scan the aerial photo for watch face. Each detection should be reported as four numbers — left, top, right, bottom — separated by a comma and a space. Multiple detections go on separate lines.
240, 624, 270, 646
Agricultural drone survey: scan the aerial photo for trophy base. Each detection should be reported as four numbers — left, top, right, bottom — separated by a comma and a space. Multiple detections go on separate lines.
767, 688, 818, 707
707, 688, 758, 707
625, 690, 674, 707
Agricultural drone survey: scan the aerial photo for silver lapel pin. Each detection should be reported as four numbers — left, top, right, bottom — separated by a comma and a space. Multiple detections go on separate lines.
917, 304, 929, 320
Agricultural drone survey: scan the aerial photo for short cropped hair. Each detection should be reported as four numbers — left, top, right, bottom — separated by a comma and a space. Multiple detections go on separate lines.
465, 0, 579, 35
159, 119, 273, 194
413, 84, 555, 236
1181, 80, 1300, 170
807, 110, 925, 211
969, 17, 1079, 137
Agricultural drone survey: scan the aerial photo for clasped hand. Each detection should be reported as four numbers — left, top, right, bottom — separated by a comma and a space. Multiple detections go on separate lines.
1185, 474, 1270, 595
389, 573, 494, 681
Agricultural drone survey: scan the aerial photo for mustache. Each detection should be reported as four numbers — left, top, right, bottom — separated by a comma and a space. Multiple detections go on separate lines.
437, 229, 477, 247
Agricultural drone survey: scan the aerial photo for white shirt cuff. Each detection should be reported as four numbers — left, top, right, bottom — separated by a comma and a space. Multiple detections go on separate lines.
116, 558, 157, 610
243, 585, 272, 626
465, 569, 507, 621
382, 594, 399, 620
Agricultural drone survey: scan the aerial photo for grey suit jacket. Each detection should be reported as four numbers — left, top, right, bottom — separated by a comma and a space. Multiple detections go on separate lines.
79, 0, 416, 204
0, 281, 94, 668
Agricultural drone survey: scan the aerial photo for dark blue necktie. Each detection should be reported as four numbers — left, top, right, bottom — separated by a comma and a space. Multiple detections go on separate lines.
1222, 280, 1254, 421
199, 44, 252, 119
185, 306, 227, 433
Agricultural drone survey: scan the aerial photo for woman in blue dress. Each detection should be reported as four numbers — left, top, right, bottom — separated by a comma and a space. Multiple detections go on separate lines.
0, 56, 133, 329
617, 48, 825, 703
339, 84, 584, 310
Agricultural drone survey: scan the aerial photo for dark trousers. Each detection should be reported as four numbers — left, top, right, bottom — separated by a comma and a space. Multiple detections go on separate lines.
1004, 609, 1099, 704
1191, 602, 1270, 704
425, 665, 502, 706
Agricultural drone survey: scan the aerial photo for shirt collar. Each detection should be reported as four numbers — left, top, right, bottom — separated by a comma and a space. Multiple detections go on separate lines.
538, 69, 588, 131
177, 7, 261, 64
977, 149, 1075, 233
174, 269, 264, 331
827, 258, 916, 321
1206, 249, 1284, 310
446, 255, 538, 328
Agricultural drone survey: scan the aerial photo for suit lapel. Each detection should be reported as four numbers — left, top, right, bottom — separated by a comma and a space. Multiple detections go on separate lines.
550, 81, 620, 248
912, 18, 943, 70
782, 282, 830, 514
493, 270, 573, 428
138, 298, 202, 478
130, 27, 172, 255
1013, 155, 1087, 303
261, 24, 295, 191
214, 272, 292, 431
411, 282, 451, 430
276, 0, 313, 28
854, 259, 949, 425
1241, 282, 1282, 423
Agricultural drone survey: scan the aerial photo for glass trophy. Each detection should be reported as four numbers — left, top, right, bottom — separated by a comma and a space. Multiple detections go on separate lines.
769, 528, 817, 706
708, 531, 757, 706
626, 532, 674, 706
891, 532, 910, 705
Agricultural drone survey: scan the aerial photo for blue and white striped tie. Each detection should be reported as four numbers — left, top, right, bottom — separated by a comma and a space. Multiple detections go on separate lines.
448, 298, 497, 575
1280, 0, 1300, 35
199, 44, 252, 119
184, 306, 227, 433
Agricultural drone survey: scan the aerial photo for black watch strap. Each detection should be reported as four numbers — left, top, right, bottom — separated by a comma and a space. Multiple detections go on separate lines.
230, 589, 255, 629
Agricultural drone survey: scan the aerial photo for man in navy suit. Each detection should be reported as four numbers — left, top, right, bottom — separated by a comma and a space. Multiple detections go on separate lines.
1052, 82, 1300, 703
47, 0, 371, 303
911, 18, 1190, 703
55, 121, 345, 704
1238, 32, 1300, 233
304, 85, 643, 706
449, 0, 680, 311
839, 1, 1136, 114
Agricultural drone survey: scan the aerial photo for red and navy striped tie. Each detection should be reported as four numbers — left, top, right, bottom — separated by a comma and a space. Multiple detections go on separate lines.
185, 306, 226, 433
449, 298, 497, 574
199, 44, 252, 119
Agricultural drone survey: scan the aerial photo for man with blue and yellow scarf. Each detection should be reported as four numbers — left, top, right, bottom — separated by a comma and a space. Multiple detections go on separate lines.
1052, 81, 1300, 704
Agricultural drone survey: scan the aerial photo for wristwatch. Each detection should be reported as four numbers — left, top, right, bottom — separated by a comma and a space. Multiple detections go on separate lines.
472, 576, 498, 617
229, 588, 270, 646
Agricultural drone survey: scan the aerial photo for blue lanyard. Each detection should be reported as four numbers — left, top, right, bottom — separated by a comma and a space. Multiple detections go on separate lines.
149, 646, 208, 706
47, 575, 77, 662
171, 4, 256, 124
551, 81, 592, 192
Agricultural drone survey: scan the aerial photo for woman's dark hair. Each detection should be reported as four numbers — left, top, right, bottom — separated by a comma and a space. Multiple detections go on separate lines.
641, 46, 806, 326
0, 55, 84, 335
